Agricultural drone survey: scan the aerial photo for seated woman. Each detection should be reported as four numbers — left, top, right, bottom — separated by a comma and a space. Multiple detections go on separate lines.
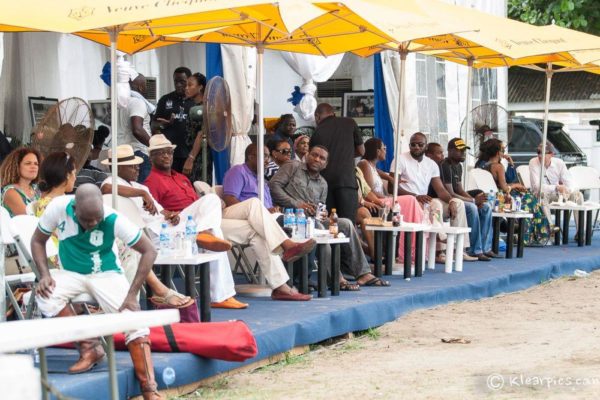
0, 147, 41, 216
355, 167, 385, 260
37, 152, 193, 309
357, 138, 424, 261
476, 139, 555, 245
293, 134, 310, 162
265, 139, 292, 180
475, 139, 518, 184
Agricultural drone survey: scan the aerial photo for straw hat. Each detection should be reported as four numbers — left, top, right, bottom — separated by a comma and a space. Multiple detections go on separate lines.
148, 134, 177, 152
101, 144, 143, 165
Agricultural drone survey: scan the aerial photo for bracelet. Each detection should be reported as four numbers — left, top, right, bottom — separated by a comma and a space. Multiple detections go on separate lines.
188, 155, 195, 159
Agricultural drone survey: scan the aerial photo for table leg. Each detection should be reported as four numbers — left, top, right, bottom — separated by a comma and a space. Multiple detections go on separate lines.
445, 234, 455, 274
492, 217, 500, 254
516, 219, 526, 258
506, 218, 515, 259
455, 234, 465, 272
198, 264, 211, 322
385, 232, 395, 276
286, 261, 294, 287
317, 244, 327, 298
403, 230, 412, 279
586, 210, 593, 246
421, 232, 428, 272
563, 210, 570, 244
159, 264, 173, 288
331, 244, 340, 296
106, 335, 119, 400
300, 255, 309, 294
415, 232, 423, 277
374, 231, 383, 278
553, 210, 562, 245
427, 232, 437, 270
578, 210, 585, 247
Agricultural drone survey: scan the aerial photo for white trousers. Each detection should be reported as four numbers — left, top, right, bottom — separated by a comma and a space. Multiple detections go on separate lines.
36, 269, 148, 344
222, 198, 289, 289
148, 193, 236, 303
430, 198, 470, 250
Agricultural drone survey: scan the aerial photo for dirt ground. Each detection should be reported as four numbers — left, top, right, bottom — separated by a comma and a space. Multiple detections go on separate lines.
182, 271, 600, 400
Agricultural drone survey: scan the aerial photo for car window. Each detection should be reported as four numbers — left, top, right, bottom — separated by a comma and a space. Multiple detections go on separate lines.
547, 127, 578, 153
509, 124, 540, 152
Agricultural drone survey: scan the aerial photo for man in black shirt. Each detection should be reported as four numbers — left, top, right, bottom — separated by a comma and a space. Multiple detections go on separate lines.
310, 103, 364, 223
153, 66, 194, 172
440, 138, 496, 260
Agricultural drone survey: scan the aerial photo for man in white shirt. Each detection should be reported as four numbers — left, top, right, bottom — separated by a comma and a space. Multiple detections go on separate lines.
101, 145, 247, 310
529, 142, 583, 226
118, 74, 152, 182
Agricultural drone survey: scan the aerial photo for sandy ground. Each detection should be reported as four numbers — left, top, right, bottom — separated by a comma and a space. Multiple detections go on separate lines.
182, 271, 600, 400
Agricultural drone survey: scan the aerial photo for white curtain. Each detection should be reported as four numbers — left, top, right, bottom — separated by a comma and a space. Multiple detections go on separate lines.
222, 44, 256, 166
279, 52, 344, 122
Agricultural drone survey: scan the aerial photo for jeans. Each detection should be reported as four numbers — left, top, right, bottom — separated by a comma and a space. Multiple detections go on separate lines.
135, 151, 151, 183
464, 201, 493, 255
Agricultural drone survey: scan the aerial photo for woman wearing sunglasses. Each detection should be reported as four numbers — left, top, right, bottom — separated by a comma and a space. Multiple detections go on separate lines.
265, 139, 292, 180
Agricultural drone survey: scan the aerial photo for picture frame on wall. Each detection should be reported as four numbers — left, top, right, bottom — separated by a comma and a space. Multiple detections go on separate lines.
317, 97, 343, 116
28, 97, 58, 127
342, 91, 375, 127
89, 99, 112, 127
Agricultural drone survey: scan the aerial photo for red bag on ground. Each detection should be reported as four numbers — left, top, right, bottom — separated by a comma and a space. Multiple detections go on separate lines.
113, 321, 258, 362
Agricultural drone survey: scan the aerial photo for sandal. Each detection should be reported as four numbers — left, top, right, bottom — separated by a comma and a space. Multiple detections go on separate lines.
340, 281, 361, 291
150, 289, 195, 309
360, 277, 391, 287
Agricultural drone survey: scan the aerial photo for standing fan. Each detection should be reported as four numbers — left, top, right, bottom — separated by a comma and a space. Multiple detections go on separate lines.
31, 97, 94, 172
188, 76, 232, 182
460, 104, 512, 158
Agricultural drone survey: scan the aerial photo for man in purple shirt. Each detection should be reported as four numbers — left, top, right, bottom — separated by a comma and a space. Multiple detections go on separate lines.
221, 144, 315, 301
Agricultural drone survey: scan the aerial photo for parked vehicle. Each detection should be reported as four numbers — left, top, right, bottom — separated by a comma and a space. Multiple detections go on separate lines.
507, 116, 587, 168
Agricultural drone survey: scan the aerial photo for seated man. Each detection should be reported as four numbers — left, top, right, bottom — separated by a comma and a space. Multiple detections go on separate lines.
269, 144, 390, 287
529, 142, 583, 227
222, 143, 317, 301
138, 136, 245, 309
438, 139, 496, 259
33, 185, 162, 400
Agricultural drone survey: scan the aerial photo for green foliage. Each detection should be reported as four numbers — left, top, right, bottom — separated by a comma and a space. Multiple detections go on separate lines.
508, 0, 600, 35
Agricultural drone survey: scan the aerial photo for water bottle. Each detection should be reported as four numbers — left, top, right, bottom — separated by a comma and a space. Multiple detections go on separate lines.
392, 201, 402, 227
488, 190, 496, 208
306, 217, 314, 238
283, 209, 292, 229
184, 215, 198, 256
514, 195, 522, 212
159, 223, 171, 256
289, 208, 297, 237
296, 209, 307, 238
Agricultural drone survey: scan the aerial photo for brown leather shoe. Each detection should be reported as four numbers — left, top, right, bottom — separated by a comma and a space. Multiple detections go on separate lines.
271, 287, 312, 301
196, 232, 232, 252
127, 336, 163, 400
68, 339, 106, 374
281, 239, 316, 263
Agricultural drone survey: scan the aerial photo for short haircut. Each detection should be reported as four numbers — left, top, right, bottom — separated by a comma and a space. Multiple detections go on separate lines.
173, 67, 192, 77
425, 142, 442, 155
309, 144, 329, 154
267, 139, 288, 154
244, 143, 257, 162
410, 131, 427, 142
315, 103, 334, 116
363, 138, 383, 161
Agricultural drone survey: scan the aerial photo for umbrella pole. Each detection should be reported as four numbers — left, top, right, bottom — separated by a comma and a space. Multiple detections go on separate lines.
392, 48, 408, 200
538, 63, 553, 201
257, 45, 265, 204
110, 27, 120, 210
463, 59, 474, 183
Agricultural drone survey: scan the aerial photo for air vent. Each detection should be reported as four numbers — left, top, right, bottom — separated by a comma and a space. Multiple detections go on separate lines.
144, 77, 158, 104
317, 79, 353, 98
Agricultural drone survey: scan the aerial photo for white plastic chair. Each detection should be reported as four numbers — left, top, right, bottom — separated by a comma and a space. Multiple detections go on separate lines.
468, 169, 498, 193
569, 166, 600, 192
102, 194, 146, 229
516, 165, 531, 189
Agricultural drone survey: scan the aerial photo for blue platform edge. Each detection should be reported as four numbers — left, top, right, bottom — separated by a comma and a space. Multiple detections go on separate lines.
45, 240, 600, 399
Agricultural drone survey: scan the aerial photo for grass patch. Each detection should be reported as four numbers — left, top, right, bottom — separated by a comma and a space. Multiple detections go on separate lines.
354, 327, 381, 340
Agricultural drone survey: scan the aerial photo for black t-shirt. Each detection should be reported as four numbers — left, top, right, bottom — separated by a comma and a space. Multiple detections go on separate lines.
309, 116, 363, 189
153, 91, 195, 158
439, 158, 463, 193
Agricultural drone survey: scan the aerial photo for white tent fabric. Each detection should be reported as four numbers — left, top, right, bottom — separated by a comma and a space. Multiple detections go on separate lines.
279, 52, 344, 122
222, 44, 256, 166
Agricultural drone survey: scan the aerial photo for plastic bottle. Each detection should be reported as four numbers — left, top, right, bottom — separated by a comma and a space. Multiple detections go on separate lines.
329, 208, 339, 237
283, 209, 292, 229
514, 195, 522, 212
488, 189, 496, 208
392, 201, 402, 227
159, 223, 171, 256
296, 209, 307, 238
289, 209, 297, 237
185, 215, 198, 256
423, 203, 431, 226
306, 217, 314, 238
497, 190, 505, 212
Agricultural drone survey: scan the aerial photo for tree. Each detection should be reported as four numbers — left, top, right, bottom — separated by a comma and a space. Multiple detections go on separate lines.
508, 0, 600, 35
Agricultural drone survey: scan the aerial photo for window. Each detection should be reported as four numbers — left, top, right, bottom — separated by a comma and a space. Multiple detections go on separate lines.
471, 68, 498, 109
508, 124, 539, 152
416, 54, 448, 142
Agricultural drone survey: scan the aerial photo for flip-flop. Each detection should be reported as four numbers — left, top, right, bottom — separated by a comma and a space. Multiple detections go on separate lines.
361, 277, 391, 287
340, 281, 361, 291
150, 289, 195, 309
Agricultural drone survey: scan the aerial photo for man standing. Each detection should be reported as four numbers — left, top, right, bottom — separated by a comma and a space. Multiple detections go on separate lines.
270, 145, 390, 287
310, 103, 364, 223
142, 135, 247, 309
118, 73, 153, 183
153, 67, 194, 173
32, 185, 162, 400
222, 143, 316, 301
440, 138, 496, 260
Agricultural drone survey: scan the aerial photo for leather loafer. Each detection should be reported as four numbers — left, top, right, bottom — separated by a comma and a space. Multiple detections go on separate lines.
196, 232, 232, 252
281, 239, 316, 263
484, 251, 501, 258
476, 254, 491, 261
271, 288, 312, 301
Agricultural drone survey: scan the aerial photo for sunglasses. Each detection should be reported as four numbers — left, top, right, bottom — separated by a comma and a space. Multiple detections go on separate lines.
275, 149, 292, 155
537, 151, 552, 155
409, 142, 426, 148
